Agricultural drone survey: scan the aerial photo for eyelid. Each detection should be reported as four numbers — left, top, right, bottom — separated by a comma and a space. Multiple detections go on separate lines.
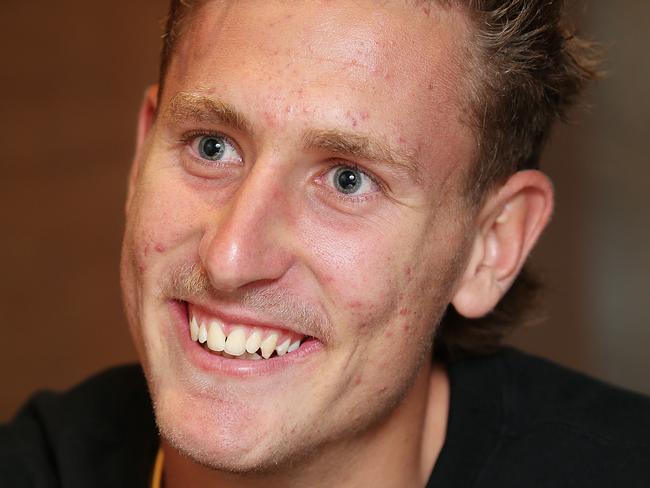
181, 130, 243, 162
317, 162, 387, 204
330, 162, 386, 194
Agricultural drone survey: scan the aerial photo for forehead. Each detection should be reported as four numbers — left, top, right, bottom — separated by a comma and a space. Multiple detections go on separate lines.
166, 0, 474, 188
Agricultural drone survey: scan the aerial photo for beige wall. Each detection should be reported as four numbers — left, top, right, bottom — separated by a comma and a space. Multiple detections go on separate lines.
2, 1, 648, 421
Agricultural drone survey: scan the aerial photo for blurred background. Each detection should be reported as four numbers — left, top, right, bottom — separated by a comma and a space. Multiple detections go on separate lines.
1, 1, 648, 421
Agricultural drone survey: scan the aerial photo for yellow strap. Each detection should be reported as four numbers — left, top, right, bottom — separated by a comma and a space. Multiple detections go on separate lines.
151, 447, 165, 488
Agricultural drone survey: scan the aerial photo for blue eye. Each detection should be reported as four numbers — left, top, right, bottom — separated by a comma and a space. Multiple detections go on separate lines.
328, 166, 378, 196
194, 135, 241, 163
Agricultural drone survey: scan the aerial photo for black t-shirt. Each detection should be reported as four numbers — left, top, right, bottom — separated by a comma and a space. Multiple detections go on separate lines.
2, 349, 649, 487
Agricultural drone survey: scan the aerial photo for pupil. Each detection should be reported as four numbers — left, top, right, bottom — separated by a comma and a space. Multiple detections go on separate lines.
201, 137, 224, 159
336, 168, 360, 193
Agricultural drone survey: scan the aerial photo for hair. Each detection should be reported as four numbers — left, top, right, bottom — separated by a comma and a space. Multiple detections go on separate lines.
157, 0, 600, 359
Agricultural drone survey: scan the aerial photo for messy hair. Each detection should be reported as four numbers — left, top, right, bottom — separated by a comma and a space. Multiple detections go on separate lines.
157, 0, 599, 359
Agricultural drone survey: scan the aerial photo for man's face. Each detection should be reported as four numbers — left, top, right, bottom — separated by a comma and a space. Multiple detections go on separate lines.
121, 0, 476, 471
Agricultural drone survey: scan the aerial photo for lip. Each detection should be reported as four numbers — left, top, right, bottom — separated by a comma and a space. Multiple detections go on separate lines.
168, 300, 324, 377
187, 301, 308, 338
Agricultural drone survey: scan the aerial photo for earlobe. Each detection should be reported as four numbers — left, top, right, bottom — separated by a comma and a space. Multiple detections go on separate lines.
126, 85, 159, 213
451, 170, 554, 318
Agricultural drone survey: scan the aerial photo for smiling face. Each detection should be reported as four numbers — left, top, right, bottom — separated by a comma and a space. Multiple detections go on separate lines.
121, 0, 478, 474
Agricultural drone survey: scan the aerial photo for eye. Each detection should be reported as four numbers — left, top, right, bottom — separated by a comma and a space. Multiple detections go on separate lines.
192, 134, 242, 163
326, 165, 379, 196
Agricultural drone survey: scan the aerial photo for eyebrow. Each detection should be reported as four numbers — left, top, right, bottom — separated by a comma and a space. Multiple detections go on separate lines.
303, 129, 422, 183
164, 92, 422, 183
164, 92, 253, 133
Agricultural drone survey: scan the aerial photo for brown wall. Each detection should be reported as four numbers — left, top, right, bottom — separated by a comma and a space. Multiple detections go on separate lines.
2, 1, 649, 421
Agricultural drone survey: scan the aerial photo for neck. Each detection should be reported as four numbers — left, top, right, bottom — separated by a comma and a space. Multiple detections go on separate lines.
162, 360, 449, 488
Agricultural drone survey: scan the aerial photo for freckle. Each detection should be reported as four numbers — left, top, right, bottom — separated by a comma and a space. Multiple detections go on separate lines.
154, 243, 165, 253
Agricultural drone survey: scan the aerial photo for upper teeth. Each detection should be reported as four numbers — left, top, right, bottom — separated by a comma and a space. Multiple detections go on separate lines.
189, 311, 303, 360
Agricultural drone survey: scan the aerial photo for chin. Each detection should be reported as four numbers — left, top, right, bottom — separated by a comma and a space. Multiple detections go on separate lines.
152, 383, 304, 474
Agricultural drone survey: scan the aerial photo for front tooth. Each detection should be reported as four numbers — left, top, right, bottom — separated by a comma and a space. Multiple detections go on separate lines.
260, 333, 278, 359
246, 330, 262, 353
190, 316, 199, 342
276, 339, 291, 356
207, 321, 226, 351
287, 340, 301, 353
224, 328, 246, 356
244, 352, 263, 361
198, 322, 208, 343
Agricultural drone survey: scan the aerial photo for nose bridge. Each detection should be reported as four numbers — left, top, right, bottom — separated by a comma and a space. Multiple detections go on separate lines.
200, 161, 293, 292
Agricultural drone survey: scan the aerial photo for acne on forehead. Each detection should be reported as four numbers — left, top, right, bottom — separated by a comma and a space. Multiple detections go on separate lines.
174, 1, 469, 97
168, 0, 476, 189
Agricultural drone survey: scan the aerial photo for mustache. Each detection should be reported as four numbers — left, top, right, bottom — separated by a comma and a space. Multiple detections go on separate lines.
160, 262, 332, 342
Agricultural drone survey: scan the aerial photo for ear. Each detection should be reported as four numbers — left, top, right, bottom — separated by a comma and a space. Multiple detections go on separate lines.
451, 170, 554, 318
126, 84, 159, 213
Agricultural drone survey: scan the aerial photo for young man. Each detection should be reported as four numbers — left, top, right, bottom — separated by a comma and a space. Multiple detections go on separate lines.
2, 1, 649, 486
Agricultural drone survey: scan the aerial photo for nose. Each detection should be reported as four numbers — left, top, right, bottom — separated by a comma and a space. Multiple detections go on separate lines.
198, 163, 296, 293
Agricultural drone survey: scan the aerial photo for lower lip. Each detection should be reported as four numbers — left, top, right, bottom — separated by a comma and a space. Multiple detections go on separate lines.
168, 300, 324, 377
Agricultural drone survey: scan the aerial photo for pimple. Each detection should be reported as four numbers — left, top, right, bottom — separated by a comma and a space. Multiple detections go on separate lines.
405, 266, 412, 276
399, 307, 408, 316
354, 374, 362, 386
360, 111, 369, 121
347, 300, 363, 310
385, 330, 394, 338
154, 243, 166, 253
402, 323, 410, 332
263, 111, 276, 126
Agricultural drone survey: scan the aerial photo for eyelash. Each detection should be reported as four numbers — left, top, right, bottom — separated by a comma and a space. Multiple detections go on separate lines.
318, 162, 387, 204
180, 130, 242, 166
178, 131, 388, 203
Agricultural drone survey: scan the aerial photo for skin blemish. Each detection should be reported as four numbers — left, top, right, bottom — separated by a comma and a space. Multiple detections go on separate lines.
155, 243, 166, 253
354, 374, 362, 386
360, 111, 369, 121
402, 323, 410, 332
399, 307, 408, 316
347, 300, 363, 310
405, 266, 412, 276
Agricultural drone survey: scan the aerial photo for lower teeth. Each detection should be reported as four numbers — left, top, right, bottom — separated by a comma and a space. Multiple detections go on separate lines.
202, 343, 270, 360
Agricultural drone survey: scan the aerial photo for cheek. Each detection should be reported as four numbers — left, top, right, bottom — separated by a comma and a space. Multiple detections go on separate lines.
300, 218, 418, 336
127, 173, 203, 270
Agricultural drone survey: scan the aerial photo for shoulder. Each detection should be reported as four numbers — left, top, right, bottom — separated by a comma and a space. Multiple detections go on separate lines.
497, 348, 650, 445
480, 348, 650, 486
0, 365, 158, 487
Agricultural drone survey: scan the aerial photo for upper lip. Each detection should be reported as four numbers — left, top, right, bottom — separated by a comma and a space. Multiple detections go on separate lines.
183, 300, 316, 340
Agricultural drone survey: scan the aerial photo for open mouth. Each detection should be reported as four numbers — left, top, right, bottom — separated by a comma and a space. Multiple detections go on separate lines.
183, 301, 315, 361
